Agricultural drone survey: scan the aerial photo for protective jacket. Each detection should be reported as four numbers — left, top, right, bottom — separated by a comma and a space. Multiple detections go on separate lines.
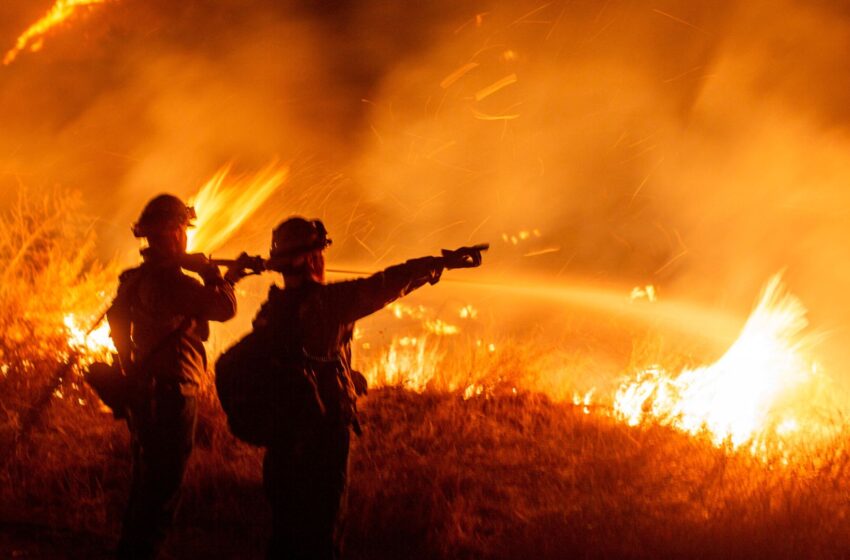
254, 257, 443, 424
259, 256, 444, 560
106, 248, 236, 560
107, 248, 237, 390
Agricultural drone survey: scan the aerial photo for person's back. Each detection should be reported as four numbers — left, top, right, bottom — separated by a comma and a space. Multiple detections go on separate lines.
107, 194, 242, 559
117, 251, 236, 388
255, 216, 484, 559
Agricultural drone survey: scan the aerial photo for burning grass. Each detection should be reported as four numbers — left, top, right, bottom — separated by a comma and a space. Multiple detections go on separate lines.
0, 188, 117, 456
2, 386, 849, 559
1, 188, 849, 558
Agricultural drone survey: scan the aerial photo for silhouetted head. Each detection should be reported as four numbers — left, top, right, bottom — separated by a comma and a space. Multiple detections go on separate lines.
133, 194, 195, 260
268, 216, 332, 285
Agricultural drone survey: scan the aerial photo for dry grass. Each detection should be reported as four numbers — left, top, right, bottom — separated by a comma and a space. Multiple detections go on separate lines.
2, 386, 848, 559
1, 189, 849, 559
0, 187, 116, 457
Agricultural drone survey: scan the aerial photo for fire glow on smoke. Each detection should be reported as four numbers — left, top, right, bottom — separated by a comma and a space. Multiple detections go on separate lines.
49, 167, 836, 457
187, 160, 289, 254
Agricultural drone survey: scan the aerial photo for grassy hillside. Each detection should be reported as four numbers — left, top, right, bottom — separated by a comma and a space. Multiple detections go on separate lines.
1, 384, 848, 559
1, 188, 849, 559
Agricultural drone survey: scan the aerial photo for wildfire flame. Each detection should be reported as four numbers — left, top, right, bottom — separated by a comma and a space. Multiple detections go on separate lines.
55, 161, 287, 369
3, 0, 109, 66
613, 275, 821, 449
187, 160, 289, 253
366, 336, 441, 393
64, 312, 115, 364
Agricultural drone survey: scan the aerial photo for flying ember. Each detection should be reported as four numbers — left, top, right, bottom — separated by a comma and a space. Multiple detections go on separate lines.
3, 0, 109, 66
613, 275, 821, 450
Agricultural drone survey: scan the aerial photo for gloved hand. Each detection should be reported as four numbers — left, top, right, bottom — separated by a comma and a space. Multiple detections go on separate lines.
181, 252, 218, 275
440, 244, 487, 269
224, 252, 261, 284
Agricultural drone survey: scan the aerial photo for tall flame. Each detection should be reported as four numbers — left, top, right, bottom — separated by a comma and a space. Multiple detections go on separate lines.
613, 275, 819, 449
3, 0, 109, 66
187, 160, 288, 254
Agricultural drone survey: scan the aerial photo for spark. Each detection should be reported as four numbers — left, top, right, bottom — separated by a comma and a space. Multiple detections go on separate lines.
651, 9, 709, 35
424, 140, 458, 160
418, 220, 465, 243
440, 62, 480, 89
654, 250, 689, 275
630, 156, 665, 204
507, 2, 554, 28
501, 50, 519, 62
467, 216, 491, 242
523, 247, 561, 257
663, 65, 706, 84
474, 73, 518, 102
471, 109, 521, 121
454, 12, 490, 35
352, 235, 377, 258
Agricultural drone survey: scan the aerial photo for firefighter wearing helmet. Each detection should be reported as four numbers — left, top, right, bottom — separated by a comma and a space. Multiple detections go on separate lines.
252, 216, 485, 559
107, 194, 243, 559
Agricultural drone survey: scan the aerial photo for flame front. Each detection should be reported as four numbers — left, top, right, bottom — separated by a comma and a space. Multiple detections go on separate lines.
3, 0, 109, 66
614, 275, 819, 449
366, 336, 441, 392
187, 160, 288, 254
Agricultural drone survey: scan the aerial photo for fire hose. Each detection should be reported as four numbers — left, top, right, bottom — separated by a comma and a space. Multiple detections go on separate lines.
209, 243, 490, 278
1, 244, 488, 467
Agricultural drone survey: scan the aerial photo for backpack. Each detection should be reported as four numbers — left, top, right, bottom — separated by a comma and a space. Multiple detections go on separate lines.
214, 295, 325, 447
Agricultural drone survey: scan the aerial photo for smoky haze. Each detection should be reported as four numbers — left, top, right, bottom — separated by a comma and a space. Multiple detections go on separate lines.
2, 0, 850, 374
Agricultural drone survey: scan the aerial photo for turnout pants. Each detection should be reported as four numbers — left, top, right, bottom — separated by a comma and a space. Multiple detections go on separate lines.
264, 422, 351, 560
118, 385, 196, 560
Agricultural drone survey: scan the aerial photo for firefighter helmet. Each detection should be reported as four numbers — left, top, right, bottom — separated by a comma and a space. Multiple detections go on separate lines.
269, 217, 332, 261
132, 194, 196, 238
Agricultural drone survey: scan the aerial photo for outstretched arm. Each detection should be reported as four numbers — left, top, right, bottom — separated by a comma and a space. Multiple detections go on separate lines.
328, 244, 486, 324
328, 256, 445, 324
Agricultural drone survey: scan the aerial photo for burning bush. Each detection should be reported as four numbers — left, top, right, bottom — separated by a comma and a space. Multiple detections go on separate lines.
0, 187, 116, 443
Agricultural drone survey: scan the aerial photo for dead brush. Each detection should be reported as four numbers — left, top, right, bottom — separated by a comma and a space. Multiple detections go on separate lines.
0, 186, 118, 498
0, 188, 849, 558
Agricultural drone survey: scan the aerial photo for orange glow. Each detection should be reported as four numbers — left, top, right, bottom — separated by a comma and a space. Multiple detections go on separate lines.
64, 312, 115, 364
613, 275, 822, 451
365, 336, 441, 392
3, 0, 109, 66
187, 160, 288, 254
423, 319, 459, 336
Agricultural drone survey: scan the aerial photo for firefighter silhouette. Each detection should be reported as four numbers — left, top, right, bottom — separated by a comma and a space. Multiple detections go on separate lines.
107, 194, 243, 559
252, 216, 484, 559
